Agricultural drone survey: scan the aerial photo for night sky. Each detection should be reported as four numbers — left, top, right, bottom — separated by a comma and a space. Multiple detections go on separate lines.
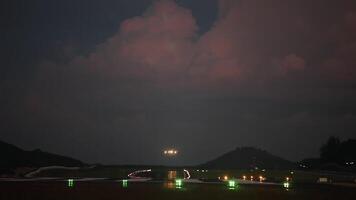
1, 0, 356, 165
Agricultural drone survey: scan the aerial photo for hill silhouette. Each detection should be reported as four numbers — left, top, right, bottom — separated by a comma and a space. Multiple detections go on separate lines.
0, 140, 84, 171
200, 147, 296, 170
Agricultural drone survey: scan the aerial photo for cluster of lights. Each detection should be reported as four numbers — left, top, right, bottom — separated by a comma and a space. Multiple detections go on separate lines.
299, 164, 308, 168
258, 176, 266, 182
346, 161, 355, 165
218, 175, 237, 189
196, 169, 208, 172
66, 170, 295, 191
164, 149, 178, 156
283, 176, 291, 189
241, 175, 266, 182
165, 179, 184, 189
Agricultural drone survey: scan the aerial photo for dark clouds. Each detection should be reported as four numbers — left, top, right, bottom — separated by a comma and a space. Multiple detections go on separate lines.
1, 0, 356, 165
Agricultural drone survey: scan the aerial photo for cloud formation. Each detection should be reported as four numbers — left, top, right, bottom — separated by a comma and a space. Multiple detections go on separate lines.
62, 0, 300, 87
61, 0, 356, 89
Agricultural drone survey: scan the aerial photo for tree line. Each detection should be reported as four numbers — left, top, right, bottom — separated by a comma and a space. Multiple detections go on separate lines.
320, 136, 356, 165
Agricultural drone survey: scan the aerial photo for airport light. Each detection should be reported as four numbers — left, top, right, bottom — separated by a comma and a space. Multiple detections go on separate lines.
122, 179, 128, 188
228, 180, 236, 189
286, 177, 290, 182
67, 179, 74, 188
250, 176, 254, 181
283, 182, 290, 189
223, 175, 228, 181
259, 176, 265, 182
175, 179, 183, 188
242, 175, 246, 180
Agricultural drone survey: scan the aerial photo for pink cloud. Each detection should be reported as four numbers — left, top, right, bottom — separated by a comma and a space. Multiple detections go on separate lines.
78, 0, 197, 85
65, 0, 248, 87
274, 54, 306, 76
56, 0, 309, 87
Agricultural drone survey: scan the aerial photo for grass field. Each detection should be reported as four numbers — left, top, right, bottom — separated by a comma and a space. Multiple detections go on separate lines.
1, 181, 356, 200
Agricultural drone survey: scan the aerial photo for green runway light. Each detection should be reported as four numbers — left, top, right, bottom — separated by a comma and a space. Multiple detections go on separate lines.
228, 180, 237, 189
228, 180, 235, 187
122, 179, 128, 188
283, 182, 290, 188
67, 179, 74, 188
175, 179, 183, 188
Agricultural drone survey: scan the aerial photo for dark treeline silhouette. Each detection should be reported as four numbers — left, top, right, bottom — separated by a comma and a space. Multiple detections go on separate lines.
301, 137, 356, 171
320, 137, 356, 165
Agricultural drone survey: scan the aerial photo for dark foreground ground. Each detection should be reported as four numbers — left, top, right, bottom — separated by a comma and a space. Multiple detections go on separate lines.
1, 181, 356, 200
